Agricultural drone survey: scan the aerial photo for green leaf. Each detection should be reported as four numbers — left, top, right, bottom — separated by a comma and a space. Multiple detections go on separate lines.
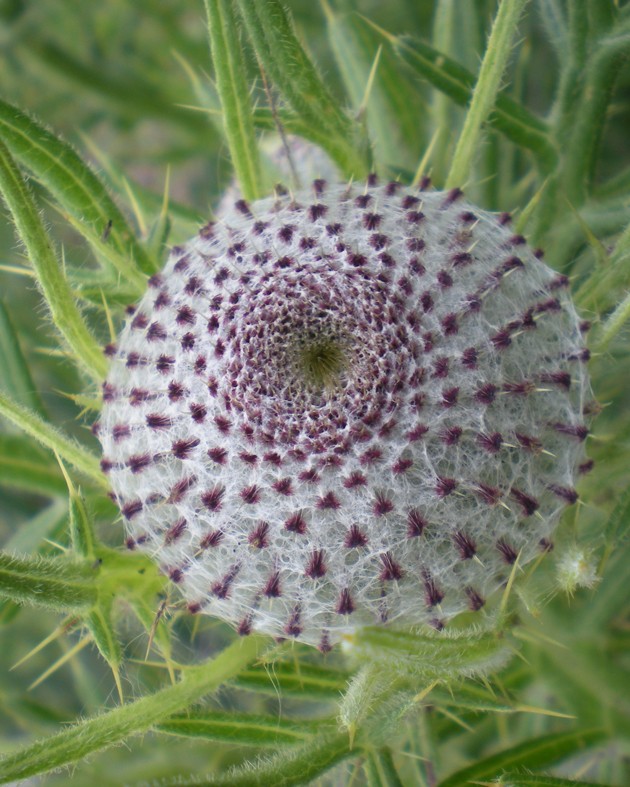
0, 390, 105, 487
364, 748, 404, 787
0, 300, 46, 416
172, 731, 353, 786
74, 279, 146, 309
436, 729, 606, 787
235, 0, 368, 179
26, 40, 213, 140
0, 97, 155, 277
0, 551, 97, 611
389, 34, 557, 172
446, 0, 530, 187
348, 624, 510, 680
156, 711, 325, 746
69, 491, 98, 560
0, 434, 67, 497
324, 6, 422, 171
86, 600, 123, 691
234, 660, 349, 701
204, 0, 264, 201
55, 206, 147, 295
494, 774, 609, 787
5, 498, 69, 554
0, 636, 266, 784
0, 139, 107, 380
537, 0, 568, 57
560, 19, 630, 204
581, 486, 630, 630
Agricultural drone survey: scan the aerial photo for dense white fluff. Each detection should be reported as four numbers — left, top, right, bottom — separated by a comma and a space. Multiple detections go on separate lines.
99, 179, 591, 650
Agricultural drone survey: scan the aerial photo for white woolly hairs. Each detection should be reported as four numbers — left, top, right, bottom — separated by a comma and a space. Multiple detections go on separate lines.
98, 178, 591, 650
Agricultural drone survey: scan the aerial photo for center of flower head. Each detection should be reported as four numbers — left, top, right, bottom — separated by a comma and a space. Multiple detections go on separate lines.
295, 332, 348, 391
226, 263, 410, 452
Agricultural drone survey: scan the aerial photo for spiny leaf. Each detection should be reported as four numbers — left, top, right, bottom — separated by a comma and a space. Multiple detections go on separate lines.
348, 624, 510, 680
387, 33, 557, 172
0, 139, 107, 380
0, 390, 105, 487
233, 660, 349, 701
0, 434, 68, 497
0, 97, 155, 277
68, 492, 97, 560
581, 488, 630, 631
26, 40, 213, 139
204, 0, 264, 201
170, 731, 353, 786
364, 748, 405, 787
235, 0, 368, 179
446, 0, 530, 188
156, 711, 326, 746
324, 5, 422, 171
86, 601, 123, 701
0, 300, 46, 416
490, 774, 609, 787
0, 551, 97, 611
5, 499, 69, 555
436, 729, 606, 787
0, 636, 266, 785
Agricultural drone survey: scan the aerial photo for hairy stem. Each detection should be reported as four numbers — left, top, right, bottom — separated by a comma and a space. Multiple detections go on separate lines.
446, 0, 529, 188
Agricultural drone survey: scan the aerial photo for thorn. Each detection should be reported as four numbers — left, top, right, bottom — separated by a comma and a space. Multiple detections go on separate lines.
101, 290, 117, 343
28, 635, 91, 690
413, 680, 439, 703
412, 128, 440, 188
499, 550, 522, 616
43, 539, 69, 553
122, 176, 147, 237
434, 705, 473, 732
514, 704, 575, 719
11, 617, 78, 670
358, 45, 383, 118
54, 452, 76, 496
112, 664, 124, 703
358, 14, 397, 45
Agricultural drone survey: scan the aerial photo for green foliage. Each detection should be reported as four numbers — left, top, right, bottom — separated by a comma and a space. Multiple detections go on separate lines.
0, 551, 97, 611
204, 0, 265, 201
0, 140, 107, 380
0, 0, 629, 784
0, 99, 153, 282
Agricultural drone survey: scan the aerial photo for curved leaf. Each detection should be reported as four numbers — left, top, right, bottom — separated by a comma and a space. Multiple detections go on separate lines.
0, 97, 154, 277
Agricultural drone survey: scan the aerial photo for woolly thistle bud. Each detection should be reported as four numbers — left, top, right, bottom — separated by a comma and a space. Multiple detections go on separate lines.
99, 178, 592, 651
557, 545, 600, 594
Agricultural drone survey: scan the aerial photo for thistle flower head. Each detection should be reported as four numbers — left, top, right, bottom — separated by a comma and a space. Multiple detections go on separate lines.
99, 178, 591, 650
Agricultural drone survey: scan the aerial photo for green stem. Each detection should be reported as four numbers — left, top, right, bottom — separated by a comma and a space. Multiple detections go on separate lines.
431, 0, 458, 185
0, 140, 107, 380
0, 390, 105, 487
364, 748, 404, 787
176, 731, 353, 786
204, 0, 264, 201
446, 0, 529, 188
553, 0, 588, 146
562, 24, 630, 204
390, 34, 557, 173
235, 0, 368, 179
596, 290, 630, 350
0, 636, 267, 784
